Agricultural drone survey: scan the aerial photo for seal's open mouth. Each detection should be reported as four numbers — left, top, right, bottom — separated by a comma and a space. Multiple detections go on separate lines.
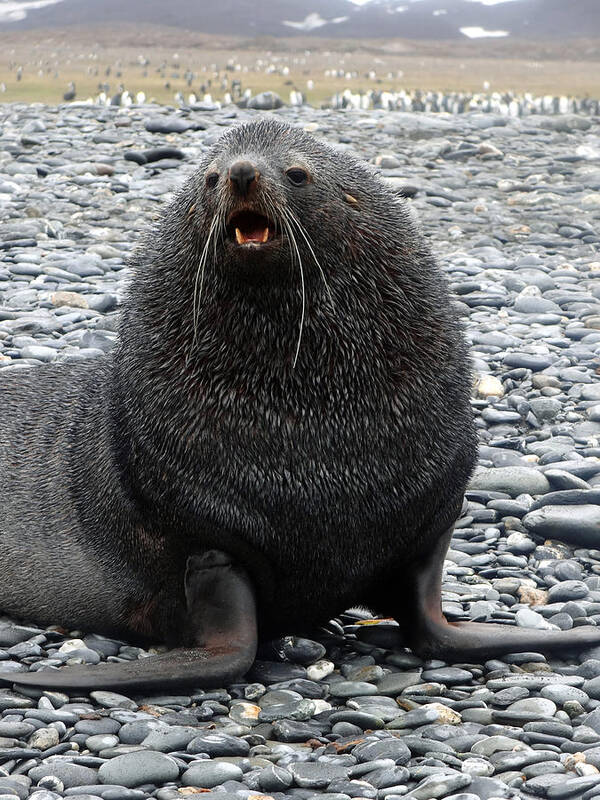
227, 210, 277, 246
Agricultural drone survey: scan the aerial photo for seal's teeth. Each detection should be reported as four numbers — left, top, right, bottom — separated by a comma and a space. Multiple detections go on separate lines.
235, 227, 244, 245
262, 227, 269, 243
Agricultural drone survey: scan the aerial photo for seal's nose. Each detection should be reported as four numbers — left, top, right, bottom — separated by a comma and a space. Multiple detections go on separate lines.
229, 161, 259, 197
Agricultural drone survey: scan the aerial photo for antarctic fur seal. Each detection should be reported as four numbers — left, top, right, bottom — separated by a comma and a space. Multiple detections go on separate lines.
1, 118, 599, 691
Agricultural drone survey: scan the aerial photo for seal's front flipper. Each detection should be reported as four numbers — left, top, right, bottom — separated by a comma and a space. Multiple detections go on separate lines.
0, 550, 257, 692
359, 528, 600, 660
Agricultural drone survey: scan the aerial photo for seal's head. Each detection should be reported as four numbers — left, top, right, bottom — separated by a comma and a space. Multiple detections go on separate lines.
125, 116, 450, 373
187, 117, 396, 288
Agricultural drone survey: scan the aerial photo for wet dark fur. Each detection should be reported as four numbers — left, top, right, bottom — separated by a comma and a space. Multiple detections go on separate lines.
0, 118, 477, 645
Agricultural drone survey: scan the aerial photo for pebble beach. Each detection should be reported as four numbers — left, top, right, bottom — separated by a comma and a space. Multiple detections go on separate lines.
1, 100, 600, 799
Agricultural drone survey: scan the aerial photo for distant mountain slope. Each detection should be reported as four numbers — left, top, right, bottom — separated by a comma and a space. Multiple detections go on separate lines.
1, 0, 599, 39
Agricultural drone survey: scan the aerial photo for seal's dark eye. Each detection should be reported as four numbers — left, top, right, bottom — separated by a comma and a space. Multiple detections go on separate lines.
206, 172, 219, 188
286, 168, 309, 186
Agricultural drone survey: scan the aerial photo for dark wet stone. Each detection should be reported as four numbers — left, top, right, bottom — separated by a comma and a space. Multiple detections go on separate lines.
409, 772, 472, 799
421, 667, 472, 684
123, 151, 147, 165
258, 765, 293, 792
363, 765, 409, 788
144, 117, 192, 134
327, 778, 377, 798
352, 737, 411, 764
289, 762, 350, 788
503, 353, 553, 371
97, 751, 178, 787
523, 505, 600, 547
470, 467, 550, 496
248, 660, 307, 684
181, 761, 243, 788
142, 147, 185, 163
141, 726, 198, 752
271, 719, 324, 742
546, 775, 600, 797
29, 763, 99, 789
186, 732, 250, 757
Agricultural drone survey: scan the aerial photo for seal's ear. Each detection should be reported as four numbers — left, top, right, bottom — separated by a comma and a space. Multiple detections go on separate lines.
187, 203, 197, 219
343, 192, 359, 208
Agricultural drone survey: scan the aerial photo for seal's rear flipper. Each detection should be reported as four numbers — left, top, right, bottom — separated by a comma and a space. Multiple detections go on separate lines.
359, 528, 600, 660
0, 550, 257, 692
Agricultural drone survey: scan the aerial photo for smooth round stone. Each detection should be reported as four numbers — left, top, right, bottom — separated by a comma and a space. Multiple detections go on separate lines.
259, 689, 302, 707
523, 505, 600, 546
282, 637, 326, 665
0, 721, 35, 738
248, 660, 307, 683
376, 671, 422, 695
386, 706, 440, 729
539, 685, 589, 705
181, 761, 243, 788
410, 772, 472, 799
583, 707, 600, 733
547, 580, 589, 602
258, 699, 316, 722
582, 677, 600, 700
75, 719, 121, 736
328, 710, 385, 729
470, 467, 550, 497
306, 660, 335, 681
229, 701, 260, 725
421, 667, 472, 684
487, 674, 584, 691
524, 774, 566, 795
461, 758, 494, 777
98, 751, 179, 788
187, 733, 250, 757
329, 681, 378, 698
546, 775, 600, 797
529, 398, 562, 422
548, 611, 575, 632
361, 765, 409, 789
516, 607, 558, 630
352, 737, 411, 765
141, 725, 198, 752
503, 353, 553, 371
544, 469, 591, 490
332, 722, 363, 737
0, 778, 30, 800
491, 687, 528, 708
117, 721, 165, 744
29, 763, 99, 789
442, 795, 480, 800
289, 762, 350, 789
498, 697, 557, 722
347, 696, 401, 718
257, 765, 293, 792
85, 734, 120, 752
327, 778, 377, 798
28, 793, 62, 800
89, 692, 137, 711
28, 728, 59, 750
271, 719, 322, 742
144, 117, 192, 134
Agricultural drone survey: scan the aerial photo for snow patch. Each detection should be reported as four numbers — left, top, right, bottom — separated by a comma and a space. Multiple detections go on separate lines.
283, 12, 328, 31
460, 25, 510, 37
0, 0, 67, 23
